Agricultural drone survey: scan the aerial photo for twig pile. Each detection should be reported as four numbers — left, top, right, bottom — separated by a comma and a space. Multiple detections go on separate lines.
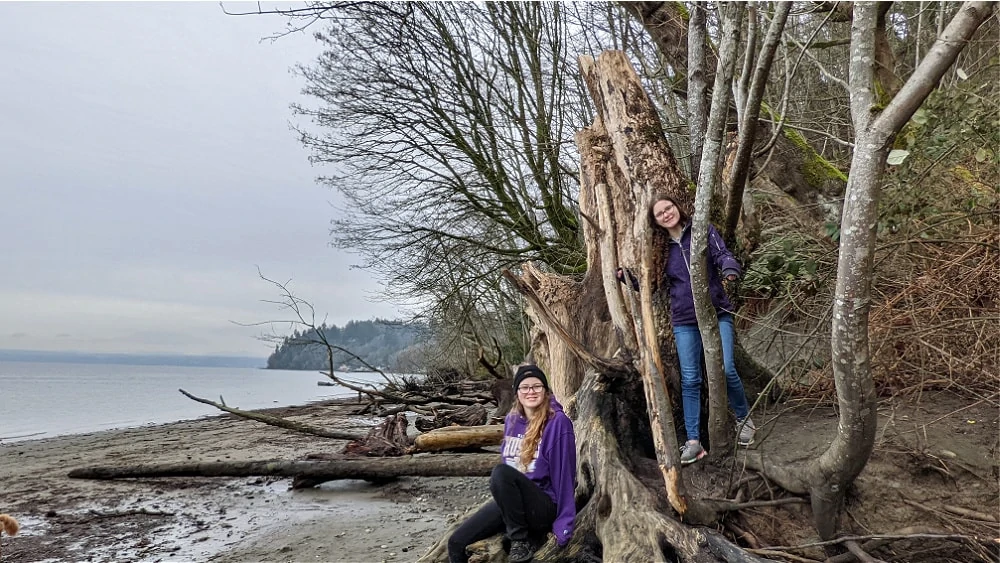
869, 226, 999, 399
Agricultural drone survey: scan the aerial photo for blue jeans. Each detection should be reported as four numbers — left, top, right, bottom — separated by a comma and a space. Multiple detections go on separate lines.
673, 314, 750, 442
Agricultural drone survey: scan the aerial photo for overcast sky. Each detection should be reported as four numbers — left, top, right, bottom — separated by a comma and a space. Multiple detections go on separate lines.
0, 2, 403, 358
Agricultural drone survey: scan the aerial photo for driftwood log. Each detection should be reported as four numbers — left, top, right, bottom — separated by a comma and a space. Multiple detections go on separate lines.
414, 403, 489, 432
178, 388, 364, 441
68, 453, 497, 482
412, 424, 504, 453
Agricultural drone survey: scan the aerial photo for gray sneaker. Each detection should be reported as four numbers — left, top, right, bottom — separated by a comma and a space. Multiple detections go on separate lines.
737, 417, 756, 447
680, 440, 707, 465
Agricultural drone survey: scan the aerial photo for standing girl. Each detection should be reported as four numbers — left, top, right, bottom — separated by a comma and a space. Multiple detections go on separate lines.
448, 364, 576, 563
651, 194, 756, 465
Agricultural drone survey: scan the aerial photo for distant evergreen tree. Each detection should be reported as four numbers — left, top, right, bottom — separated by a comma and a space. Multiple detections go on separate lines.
266, 319, 427, 372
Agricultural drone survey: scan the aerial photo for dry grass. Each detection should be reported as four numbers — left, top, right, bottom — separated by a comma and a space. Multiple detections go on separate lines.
869, 225, 999, 399
740, 179, 999, 404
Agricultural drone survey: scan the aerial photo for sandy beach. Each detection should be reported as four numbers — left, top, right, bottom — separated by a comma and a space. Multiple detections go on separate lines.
3, 391, 997, 562
0, 400, 488, 563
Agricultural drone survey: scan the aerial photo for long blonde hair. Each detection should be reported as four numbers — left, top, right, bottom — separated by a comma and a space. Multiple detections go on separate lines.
511, 392, 555, 471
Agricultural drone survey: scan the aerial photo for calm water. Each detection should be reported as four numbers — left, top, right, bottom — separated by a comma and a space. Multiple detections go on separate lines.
0, 361, 390, 443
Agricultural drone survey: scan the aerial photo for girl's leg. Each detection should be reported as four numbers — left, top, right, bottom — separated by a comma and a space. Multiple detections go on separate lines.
672, 324, 704, 441
447, 500, 504, 563
718, 315, 751, 419
489, 463, 556, 541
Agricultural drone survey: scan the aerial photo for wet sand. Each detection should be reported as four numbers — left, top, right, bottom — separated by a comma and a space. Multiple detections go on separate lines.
0, 400, 488, 563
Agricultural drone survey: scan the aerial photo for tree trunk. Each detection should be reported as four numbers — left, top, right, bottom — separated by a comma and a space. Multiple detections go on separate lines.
689, 2, 743, 458
722, 2, 792, 245
67, 454, 497, 481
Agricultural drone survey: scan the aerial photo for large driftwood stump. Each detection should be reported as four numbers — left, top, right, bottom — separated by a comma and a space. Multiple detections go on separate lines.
344, 413, 411, 456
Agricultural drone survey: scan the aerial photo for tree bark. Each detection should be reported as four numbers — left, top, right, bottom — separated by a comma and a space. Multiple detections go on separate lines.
67, 454, 497, 481
686, 2, 709, 181
722, 2, 792, 245
577, 49, 693, 514
690, 2, 743, 458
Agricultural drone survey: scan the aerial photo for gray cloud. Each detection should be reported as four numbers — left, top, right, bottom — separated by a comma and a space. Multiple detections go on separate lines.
0, 2, 402, 356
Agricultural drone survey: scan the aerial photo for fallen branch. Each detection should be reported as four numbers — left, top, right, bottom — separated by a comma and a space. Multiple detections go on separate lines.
178, 389, 364, 441
822, 526, 947, 563
755, 532, 986, 553
843, 540, 880, 563
68, 453, 498, 481
88, 508, 174, 517
943, 504, 999, 523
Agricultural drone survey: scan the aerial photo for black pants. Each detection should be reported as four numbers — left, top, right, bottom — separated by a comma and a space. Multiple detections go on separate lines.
447, 463, 557, 563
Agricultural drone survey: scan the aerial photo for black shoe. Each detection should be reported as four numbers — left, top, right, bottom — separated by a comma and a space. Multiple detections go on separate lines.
509, 539, 536, 563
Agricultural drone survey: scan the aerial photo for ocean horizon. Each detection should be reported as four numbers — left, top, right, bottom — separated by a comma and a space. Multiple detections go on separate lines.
0, 360, 393, 443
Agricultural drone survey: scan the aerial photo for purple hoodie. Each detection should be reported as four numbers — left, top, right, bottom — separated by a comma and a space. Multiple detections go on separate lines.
665, 223, 742, 326
499, 395, 576, 546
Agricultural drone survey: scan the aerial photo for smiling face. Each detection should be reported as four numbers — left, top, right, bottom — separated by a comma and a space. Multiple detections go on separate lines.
652, 198, 682, 232
515, 376, 547, 412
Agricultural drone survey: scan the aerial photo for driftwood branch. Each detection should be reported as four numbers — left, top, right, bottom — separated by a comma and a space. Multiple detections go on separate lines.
68, 453, 498, 481
178, 389, 364, 440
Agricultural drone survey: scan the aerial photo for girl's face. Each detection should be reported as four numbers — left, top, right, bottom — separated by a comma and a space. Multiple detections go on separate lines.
516, 376, 547, 411
653, 199, 681, 231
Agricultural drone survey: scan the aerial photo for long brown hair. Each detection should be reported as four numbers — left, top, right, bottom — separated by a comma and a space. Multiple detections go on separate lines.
511, 392, 555, 471
649, 193, 689, 289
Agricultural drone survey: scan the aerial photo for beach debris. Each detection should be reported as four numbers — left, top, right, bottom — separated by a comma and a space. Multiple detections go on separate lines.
178, 389, 365, 441
67, 453, 497, 485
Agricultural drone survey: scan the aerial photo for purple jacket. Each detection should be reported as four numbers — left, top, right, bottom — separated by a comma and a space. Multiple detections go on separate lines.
500, 395, 576, 546
665, 223, 741, 326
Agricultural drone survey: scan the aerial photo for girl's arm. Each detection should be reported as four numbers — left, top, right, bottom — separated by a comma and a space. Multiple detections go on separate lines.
708, 225, 741, 279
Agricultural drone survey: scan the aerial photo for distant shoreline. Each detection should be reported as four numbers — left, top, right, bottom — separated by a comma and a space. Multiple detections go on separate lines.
0, 349, 266, 368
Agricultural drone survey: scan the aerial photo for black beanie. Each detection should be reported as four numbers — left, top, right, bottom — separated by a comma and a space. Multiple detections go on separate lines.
513, 364, 549, 391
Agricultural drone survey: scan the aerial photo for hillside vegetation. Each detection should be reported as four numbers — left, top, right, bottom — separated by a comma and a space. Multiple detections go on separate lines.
265, 319, 426, 372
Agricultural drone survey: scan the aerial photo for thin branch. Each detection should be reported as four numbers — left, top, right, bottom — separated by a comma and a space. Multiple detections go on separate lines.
178, 389, 364, 441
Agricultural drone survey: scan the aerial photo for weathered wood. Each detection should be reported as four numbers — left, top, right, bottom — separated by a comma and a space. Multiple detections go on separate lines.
578, 49, 691, 516
344, 413, 411, 456
413, 424, 504, 452
414, 403, 489, 432
178, 388, 364, 441
68, 453, 498, 481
